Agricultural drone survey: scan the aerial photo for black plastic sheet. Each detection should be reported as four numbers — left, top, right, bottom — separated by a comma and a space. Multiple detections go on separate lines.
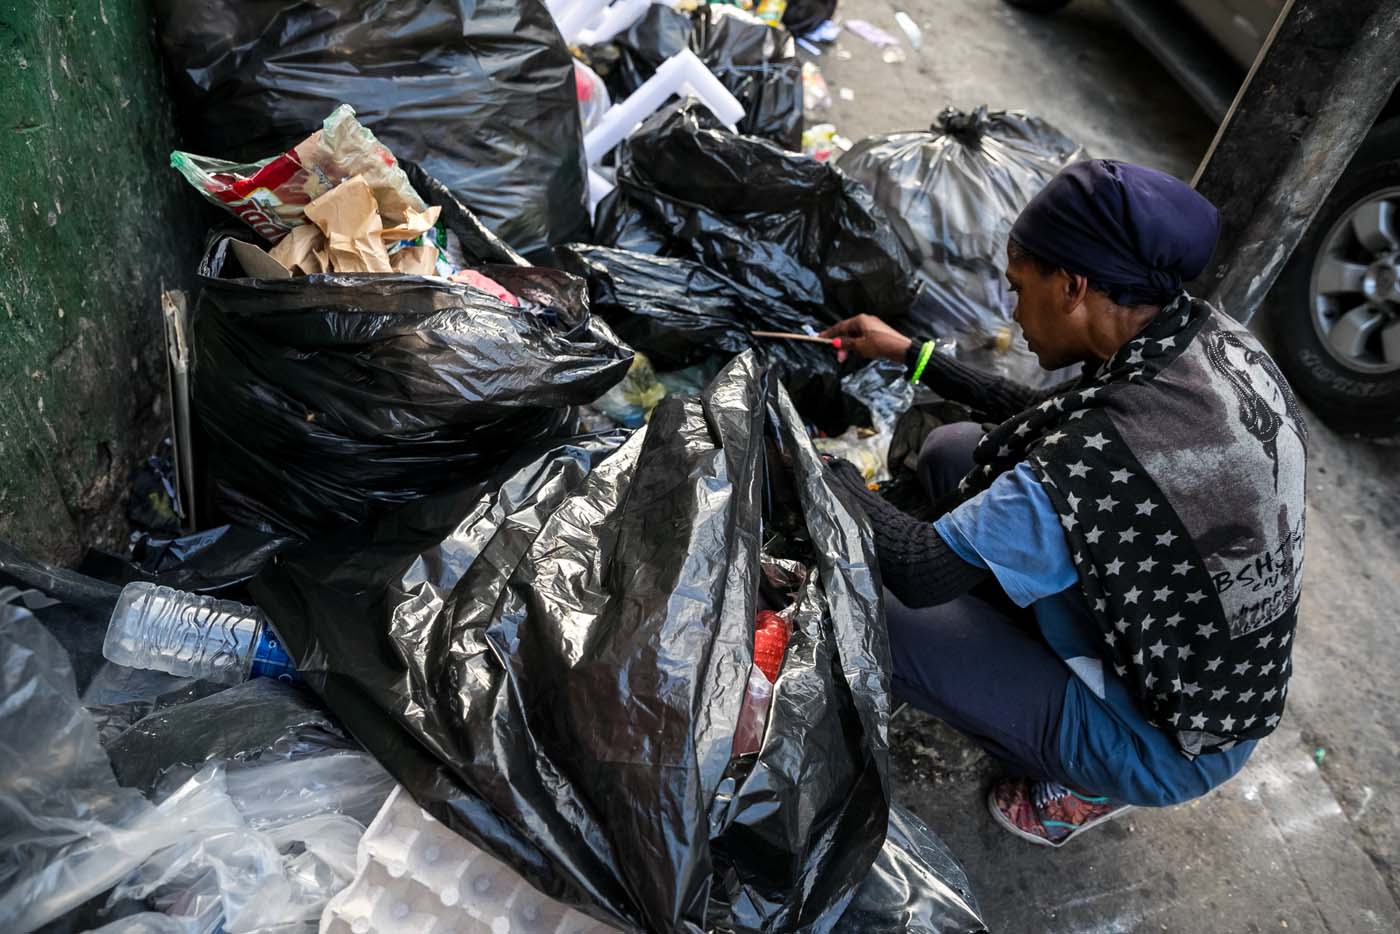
250, 354, 982, 932
838, 108, 1086, 386
593, 100, 918, 326
153, 0, 588, 259
191, 177, 632, 538
592, 4, 803, 149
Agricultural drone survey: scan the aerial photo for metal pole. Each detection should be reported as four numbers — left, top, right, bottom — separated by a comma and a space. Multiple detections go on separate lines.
1191, 0, 1400, 324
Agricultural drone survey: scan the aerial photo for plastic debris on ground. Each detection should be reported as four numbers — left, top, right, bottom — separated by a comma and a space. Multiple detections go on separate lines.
153, 0, 588, 260
802, 60, 832, 111
845, 18, 901, 48
583, 4, 804, 149
249, 353, 986, 933
838, 107, 1088, 388
190, 163, 631, 538
0, 587, 396, 934
802, 123, 851, 162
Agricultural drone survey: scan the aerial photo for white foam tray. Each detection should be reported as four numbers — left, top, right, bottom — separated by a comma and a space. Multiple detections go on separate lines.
320, 787, 619, 934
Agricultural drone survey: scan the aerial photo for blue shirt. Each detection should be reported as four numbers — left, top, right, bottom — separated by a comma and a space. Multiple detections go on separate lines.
934, 463, 1254, 806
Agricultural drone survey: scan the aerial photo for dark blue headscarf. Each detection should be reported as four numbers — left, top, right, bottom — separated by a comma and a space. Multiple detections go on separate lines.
1010, 159, 1221, 306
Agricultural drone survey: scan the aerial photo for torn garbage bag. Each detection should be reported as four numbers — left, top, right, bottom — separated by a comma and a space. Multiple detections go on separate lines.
152, 0, 587, 259
250, 353, 981, 931
592, 100, 918, 324
192, 179, 631, 537
838, 107, 1086, 386
589, 4, 803, 149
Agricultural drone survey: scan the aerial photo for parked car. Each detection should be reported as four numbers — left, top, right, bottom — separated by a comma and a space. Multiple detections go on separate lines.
1008, 0, 1400, 435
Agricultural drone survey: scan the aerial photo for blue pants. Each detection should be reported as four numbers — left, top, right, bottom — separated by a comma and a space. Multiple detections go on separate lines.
889, 423, 1077, 787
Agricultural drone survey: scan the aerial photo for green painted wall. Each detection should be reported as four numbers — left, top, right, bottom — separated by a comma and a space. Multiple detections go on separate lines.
0, 0, 200, 561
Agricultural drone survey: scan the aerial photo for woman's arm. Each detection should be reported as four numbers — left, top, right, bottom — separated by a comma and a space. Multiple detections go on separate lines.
821, 315, 1066, 422
826, 459, 989, 608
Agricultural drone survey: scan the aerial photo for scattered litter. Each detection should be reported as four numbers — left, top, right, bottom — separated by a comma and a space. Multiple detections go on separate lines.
1314, 747, 1327, 765
839, 85, 856, 101
802, 122, 852, 162
845, 18, 901, 48
882, 46, 907, 64
894, 11, 923, 49
803, 60, 833, 110
837, 45, 853, 60
802, 18, 844, 43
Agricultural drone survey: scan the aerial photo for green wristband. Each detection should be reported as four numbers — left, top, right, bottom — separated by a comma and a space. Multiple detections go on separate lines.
910, 340, 935, 384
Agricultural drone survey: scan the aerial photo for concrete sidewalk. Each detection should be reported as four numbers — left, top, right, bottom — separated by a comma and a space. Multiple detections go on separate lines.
809, 0, 1400, 929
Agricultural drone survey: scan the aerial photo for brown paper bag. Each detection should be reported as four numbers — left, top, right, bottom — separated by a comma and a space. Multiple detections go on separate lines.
380, 204, 442, 243
268, 223, 327, 275
390, 245, 439, 276
304, 175, 392, 273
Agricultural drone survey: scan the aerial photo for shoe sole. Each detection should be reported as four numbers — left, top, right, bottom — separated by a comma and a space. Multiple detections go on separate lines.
986, 786, 1135, 848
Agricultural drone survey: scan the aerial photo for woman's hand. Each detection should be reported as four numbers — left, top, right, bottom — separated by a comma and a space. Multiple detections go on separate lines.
821, 315, 913, 364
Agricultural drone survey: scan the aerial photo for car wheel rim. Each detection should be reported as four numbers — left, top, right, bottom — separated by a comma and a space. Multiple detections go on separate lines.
1309, 186, 1400, 375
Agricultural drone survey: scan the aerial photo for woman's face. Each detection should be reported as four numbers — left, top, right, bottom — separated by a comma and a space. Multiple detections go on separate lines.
1006, 251, 1075, 369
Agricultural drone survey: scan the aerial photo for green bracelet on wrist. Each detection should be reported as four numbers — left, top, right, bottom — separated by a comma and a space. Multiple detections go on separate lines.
910, 340, 935, 384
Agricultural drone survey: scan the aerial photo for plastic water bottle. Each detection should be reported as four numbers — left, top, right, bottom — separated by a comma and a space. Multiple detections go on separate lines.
102, 582, 299, 685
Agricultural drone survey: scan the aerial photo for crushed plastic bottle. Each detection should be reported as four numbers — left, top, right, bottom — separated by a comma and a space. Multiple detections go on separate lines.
103, 582, 298, 685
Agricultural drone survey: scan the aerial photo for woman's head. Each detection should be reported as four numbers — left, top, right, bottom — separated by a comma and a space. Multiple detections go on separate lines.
1006, 160, 1221, 368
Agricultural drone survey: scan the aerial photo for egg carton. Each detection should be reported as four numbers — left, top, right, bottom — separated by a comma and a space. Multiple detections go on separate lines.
320, 786, 619, 934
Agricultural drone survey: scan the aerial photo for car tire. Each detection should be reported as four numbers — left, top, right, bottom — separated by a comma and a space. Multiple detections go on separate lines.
1002, 0, 1074, 13
1271, 130, 1400, 437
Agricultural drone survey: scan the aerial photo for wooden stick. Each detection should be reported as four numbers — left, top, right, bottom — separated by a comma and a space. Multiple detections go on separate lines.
749, 330, 838, 345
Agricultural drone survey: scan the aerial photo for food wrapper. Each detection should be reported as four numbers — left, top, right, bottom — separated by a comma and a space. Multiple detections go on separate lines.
171, 104, 425, 242
304, 176, 392, 273
449, 269, 520, 306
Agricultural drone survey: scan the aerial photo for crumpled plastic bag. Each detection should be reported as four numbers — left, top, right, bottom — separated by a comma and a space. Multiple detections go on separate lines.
153, 0, 588, 259
593, 100, 917, 324
588, 4, 803, 149
193, 173, 632, 537
838, 107, 1087, 387
251, 353, 984, 932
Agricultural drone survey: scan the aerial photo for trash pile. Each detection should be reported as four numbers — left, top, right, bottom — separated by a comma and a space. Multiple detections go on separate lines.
562, 100, 918, 434
0, 3, 1111, 931
838, 107, 1088, 386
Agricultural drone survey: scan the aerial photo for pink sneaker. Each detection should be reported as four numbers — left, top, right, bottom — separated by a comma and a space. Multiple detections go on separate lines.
988, 777, 1133, 847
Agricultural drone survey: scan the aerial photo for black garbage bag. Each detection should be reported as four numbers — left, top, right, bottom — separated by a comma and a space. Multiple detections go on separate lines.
104, 679, 357, 795
247, 353, 985, 931
591, 4, 803, 150
594, 100, 918, 326
192, 178, 632, 538
153, 0, 588, 259
555, 244, 873, 435
837, 107, 1086, 386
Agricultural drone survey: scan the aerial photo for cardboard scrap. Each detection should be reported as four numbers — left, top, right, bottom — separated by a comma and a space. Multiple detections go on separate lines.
304, 175, 392, 273
228, 239, 292, 279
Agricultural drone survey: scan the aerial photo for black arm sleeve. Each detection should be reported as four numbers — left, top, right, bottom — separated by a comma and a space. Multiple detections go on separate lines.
904, 341, 1070, 422
826, 460, 989, 609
